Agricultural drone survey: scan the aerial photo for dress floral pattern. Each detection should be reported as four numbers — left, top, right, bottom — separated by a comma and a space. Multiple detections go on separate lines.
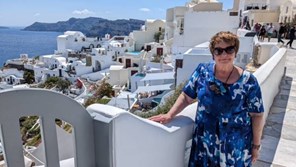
183, 62, 264, 167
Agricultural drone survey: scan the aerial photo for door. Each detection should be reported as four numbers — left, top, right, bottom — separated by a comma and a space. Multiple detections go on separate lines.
157, 48, 163, 56
126, 59, 131, 68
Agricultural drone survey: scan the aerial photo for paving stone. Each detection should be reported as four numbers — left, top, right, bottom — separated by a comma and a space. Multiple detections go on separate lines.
258, 49, 296, 166
253, 160, 271, 167
259, 135, 296, 166
269, 106, 287, 114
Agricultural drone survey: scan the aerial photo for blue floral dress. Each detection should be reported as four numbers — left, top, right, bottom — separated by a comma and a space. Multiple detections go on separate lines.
183, 62, 264, 167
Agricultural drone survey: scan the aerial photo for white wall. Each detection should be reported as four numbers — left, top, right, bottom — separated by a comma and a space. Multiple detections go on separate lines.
192, 2, 222, 11
256, 43, 279, 65
145, 20, 165, 32
109, 68, 129, 86
176, 52, 213, 86
269, 0, 286, 10
235, 36, 255, 67
254, 48, 287, 120
0, 89, 96, 167
74, 66, 93, 76
57, 32, 101, 54
172, 11, 239, 54
87, 103, 195, 167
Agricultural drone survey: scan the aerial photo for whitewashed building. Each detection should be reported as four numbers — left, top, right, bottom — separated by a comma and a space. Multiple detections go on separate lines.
108, 65, 129, 86
56, 31, 101, 56
165, 0, 239, 54
131, 19, 166, 51
237, 0, 296, 27
0, 68, 24, 85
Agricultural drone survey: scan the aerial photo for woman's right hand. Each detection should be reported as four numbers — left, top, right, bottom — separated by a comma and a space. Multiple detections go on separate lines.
148, 113, 173, 124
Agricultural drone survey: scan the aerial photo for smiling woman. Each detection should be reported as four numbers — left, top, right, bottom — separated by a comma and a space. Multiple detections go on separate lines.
150, 31, 265, 167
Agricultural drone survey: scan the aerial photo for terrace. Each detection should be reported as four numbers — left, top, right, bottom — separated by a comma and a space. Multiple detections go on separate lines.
0, 43, 294, 166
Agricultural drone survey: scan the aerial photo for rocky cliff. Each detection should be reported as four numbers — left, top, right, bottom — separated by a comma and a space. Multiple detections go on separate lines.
23, 17, 145, 37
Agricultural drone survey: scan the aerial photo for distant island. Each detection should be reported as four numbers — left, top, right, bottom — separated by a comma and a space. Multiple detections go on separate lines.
23, 17, 145, 37
0, 26, 9, 29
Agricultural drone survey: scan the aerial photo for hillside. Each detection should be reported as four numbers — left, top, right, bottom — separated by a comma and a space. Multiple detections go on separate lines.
23, 17, 145, 37
0, 26, 9, 29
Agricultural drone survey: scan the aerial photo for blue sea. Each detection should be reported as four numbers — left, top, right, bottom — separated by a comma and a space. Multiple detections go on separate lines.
0, 28, 62, 67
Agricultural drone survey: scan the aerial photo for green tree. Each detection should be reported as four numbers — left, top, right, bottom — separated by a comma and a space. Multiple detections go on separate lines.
40, 77, 71, 91
84, 80, 113, 107
134, 82, 190, 118
23, 70, 35, 84
56, 79, 71, 91
94, 80, 113, 98
154, 31, 162, 43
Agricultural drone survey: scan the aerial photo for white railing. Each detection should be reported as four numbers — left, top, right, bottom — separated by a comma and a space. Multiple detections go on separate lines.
87, 103, 196, 167
0, 89, 95, 167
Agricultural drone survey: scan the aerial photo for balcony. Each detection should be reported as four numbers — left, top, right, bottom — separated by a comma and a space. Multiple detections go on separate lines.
245, 4, 268, 11
0, 43, 291, 167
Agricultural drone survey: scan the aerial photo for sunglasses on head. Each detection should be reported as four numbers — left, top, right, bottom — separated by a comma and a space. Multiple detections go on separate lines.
213, 46, 235, 55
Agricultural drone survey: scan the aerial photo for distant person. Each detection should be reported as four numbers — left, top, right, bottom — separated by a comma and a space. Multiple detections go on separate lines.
266, 23, 274, 42
149, 31, 265, 167
244, 21, 251, 30
259, 25, 266, 41
286, 25, 296, 48
253, 23, 261, 36
278, 23, 286, 44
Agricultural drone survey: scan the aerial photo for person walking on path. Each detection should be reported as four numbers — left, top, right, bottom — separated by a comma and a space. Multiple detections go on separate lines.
254, 23, 261, 36
259, 25, 266, 41
278, 23, 286, 44
286, 25, 296, 48
149, 31, 265, 167
267, 23, 274, 42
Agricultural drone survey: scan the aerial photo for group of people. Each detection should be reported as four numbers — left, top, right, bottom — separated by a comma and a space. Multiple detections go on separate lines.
150, 31, 265, 166
254, 22, 274, 42
253, 22, 296, 48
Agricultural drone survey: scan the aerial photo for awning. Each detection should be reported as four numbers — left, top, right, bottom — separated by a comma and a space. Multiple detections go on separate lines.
134, 84, 172, 93
140, 72, 174, 81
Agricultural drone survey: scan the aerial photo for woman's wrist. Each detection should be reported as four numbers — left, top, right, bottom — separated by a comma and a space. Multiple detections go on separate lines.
252, 144, 261, 150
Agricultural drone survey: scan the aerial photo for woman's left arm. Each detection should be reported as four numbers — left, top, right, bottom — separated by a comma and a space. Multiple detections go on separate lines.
250, 113, 264, 145
250, 112, 264, 163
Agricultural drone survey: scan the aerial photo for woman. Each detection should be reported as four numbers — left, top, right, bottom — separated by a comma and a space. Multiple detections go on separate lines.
149, 31, 264, 166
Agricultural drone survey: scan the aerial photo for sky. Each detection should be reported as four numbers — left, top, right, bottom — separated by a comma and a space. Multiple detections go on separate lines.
0, 0, 233, 27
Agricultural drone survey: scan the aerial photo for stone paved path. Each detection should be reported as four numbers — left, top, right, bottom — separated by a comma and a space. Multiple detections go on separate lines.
255, 48, 296, 167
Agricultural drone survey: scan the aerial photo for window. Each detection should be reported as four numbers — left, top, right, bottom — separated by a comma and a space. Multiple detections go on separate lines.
229, 12, 238, 16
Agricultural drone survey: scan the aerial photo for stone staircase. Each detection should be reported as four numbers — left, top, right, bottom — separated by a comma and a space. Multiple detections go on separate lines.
255, 49, 296, 167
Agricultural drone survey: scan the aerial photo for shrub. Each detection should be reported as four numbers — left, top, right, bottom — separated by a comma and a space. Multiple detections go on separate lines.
134, 82, 186, 118
94, 80, 112, 98
23, 70, 35, 84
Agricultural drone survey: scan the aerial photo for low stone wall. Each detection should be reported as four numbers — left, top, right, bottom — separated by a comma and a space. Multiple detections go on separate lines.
254, 48, 287, 120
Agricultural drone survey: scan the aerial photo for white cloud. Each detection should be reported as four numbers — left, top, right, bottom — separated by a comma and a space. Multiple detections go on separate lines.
72, 9, 95, 15
34, 13, 40, 17
139, 8, 151, 12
